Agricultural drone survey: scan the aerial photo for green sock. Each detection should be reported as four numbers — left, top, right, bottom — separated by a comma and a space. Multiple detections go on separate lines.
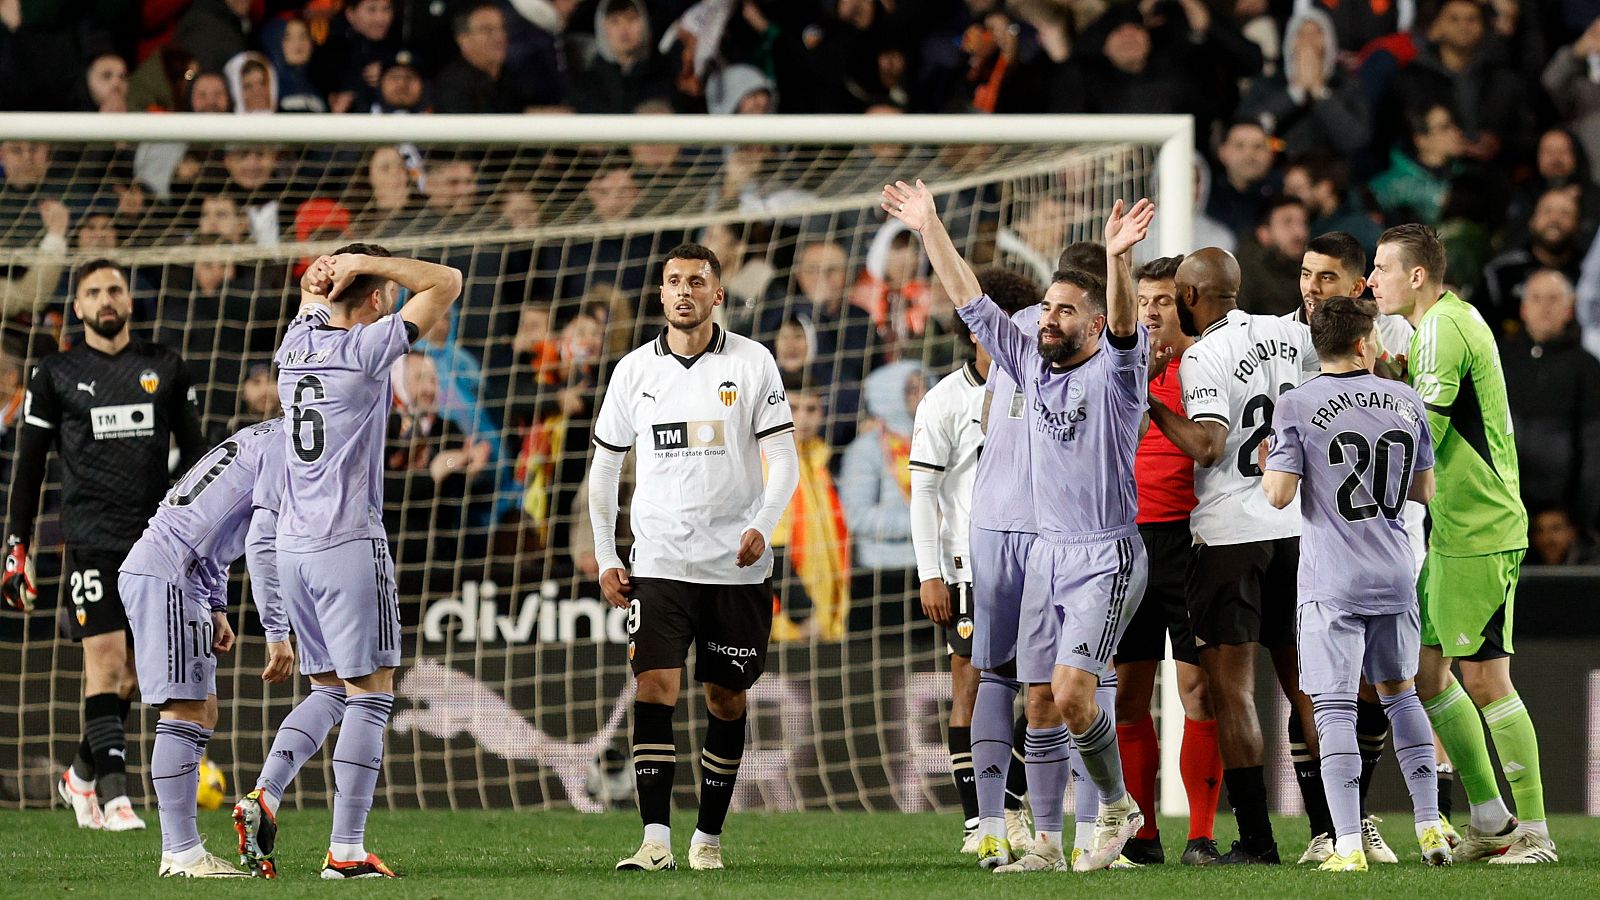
1482, 692, 1545, 822
1422, 682, 1500, 806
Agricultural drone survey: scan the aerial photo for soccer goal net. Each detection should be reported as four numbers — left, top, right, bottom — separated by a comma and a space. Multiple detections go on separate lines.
0, 113, 1193, 814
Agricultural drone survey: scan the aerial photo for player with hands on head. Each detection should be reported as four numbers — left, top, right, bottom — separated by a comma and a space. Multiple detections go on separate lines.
884, 179, 1154, 873
5, 257, 207, 834
118, 417, 293, 877
1261, 295, 1448, 871
589, 243, 798, 873
255, 242, 462, 880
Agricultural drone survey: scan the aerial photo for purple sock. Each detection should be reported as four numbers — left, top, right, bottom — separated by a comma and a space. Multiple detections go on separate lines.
330, 692, 392, 847
1070, 706, 1126, 805
1077, 670, 1119, 816
973, 674, 1020, 822
1024, 725, 1073, 833
1311, 693, 1361, 841
1381, 688, 1440, 825
258, 684, 346, 807
152, 720, 209, 855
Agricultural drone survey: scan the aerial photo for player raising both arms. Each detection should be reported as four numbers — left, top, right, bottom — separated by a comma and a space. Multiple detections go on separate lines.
3, 258, 207, 832
1112, 254, 1224, 866
886, 179, 1154, 873
589, 243, 799, 873
118, 417, 294, 877
1263, 295, 1450, 872
1370, 224, 1556, 864
241, 246, 461, 880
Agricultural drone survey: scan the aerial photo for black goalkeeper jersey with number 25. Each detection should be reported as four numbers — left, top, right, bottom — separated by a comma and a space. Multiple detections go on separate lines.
22, 340, 201, 553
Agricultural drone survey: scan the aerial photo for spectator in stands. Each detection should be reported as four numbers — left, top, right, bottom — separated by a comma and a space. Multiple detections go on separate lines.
706, 63, 777, 116
74, 211, 119, 252
762, 0, 893, 114
1206, 120, 1279, 239
386, 351, 493, 581
0, 200, 68, 321
261, 16, 327, 113
1282, 151, 1382, 256
770, 375, 850, 642
855, 229, 931, 354
1188, 154, 1238, 253
1543, 18, 1600, 173
196, 194, 249, 243
1382, 0, 1530, 165
418, 156, 480, 229
1507, 127, 1599, 242
364, 50, 427, 114
1501, 269, 1600, 530
351, 146, 421, 234
231, 362, 281, 430
173, 0, 254, 74
216, 144, 284, 244
1237, 196, 1310, 315
1058, 5, 1201, 119
551, 157, 666, 302
1236, 8, 1370, 157
155, 237, 261, 430
839, 359, 927, 632
513, 310, 601, 552
1371, 102, 1466, 225
434, 2, 552, 113
496, 0, 570, 106
417, 313, 498, 455
311, 0, 397, 113
1526, 505, 1598, 565
1303, 0, 1416, 55
1478, 188, 1585, 332
0, 141, 57, 248
628, 97, 683, 175
0, 334, 26, 503
188, 71, 231, 113
570, 0, 674, 114
700, 220, 773, 335
224, 52, 277, 114
76, 51, 129, 113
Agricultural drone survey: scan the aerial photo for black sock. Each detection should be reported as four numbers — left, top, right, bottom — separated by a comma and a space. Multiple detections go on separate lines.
73, 736, 95, 781
694, 710, 746, 837
631, 701, 676, 829
1356, 698, 1388, 817
83, 692, 127, 801
1437, 765, 1456, 822
1005, 715, 1027, 811
1288, 711, 1333, 839
948, 725, 978, 824
1223, 766, 1274, 851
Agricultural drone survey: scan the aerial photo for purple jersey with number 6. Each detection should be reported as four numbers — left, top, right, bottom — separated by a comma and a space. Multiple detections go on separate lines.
1266, 371, 1434, 615
274, 305, 414, 552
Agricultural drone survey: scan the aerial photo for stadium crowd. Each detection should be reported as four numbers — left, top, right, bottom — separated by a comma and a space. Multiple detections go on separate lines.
3, 0, 1600, 635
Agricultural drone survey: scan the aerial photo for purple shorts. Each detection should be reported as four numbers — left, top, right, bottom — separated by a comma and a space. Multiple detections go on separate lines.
279, 538, 401, 680
1297, 600, 1420, 695
119, 571, 214, 706
1017, 531, 1147, 684
970, 527, 1035, 671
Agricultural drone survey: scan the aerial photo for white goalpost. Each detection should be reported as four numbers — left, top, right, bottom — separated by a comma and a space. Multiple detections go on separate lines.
0, 112, 1195, 818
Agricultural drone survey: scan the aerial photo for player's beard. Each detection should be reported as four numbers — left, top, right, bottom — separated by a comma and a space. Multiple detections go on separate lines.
1174, 298, 1199, 336
1037, 325, 1081, 363
86, 308, 129, 339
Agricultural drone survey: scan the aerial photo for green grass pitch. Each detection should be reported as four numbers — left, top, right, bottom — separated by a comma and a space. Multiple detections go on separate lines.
4, 808, 1598, 897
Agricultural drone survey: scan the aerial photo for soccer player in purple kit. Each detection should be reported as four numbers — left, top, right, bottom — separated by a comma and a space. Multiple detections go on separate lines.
117, 417, 294, 877
884, 179, 1154, 873
236, 245, 461, 879
1262, 295, 1452, 871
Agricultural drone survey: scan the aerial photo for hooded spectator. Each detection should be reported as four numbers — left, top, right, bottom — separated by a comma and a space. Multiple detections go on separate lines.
261, 17, 327, 113
570, 0, 674, 113
1237, 8, 1370, 157
223, 52, 278, 114
839, 358, 928, 579
705, 62, 776, 115
1300, 0, 1417, 55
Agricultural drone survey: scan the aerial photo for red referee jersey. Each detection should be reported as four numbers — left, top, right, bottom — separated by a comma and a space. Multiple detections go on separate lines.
1136, 361, 1197, 524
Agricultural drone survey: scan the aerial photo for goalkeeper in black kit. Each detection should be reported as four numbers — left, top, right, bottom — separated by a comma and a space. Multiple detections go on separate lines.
2, 259, 206, 831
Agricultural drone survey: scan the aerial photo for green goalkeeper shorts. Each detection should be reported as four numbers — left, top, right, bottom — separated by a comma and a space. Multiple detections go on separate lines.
1418, 549, 1523, 659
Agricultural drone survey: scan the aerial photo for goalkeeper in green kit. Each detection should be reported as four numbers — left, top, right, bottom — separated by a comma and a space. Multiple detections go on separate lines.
1368, 224, 1555, 865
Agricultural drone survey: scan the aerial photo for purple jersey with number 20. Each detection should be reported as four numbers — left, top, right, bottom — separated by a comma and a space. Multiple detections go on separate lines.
274, 305, 414, 553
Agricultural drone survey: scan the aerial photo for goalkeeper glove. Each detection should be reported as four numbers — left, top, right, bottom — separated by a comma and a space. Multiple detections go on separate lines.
3, 535, 37, 613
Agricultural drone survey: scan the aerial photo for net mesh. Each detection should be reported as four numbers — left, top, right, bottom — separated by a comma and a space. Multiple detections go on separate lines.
0, 133, 1161, 813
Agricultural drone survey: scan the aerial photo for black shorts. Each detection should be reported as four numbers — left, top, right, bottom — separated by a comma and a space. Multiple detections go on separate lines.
627, 577, 773, 690
60, 546, 130, 640
1116, 520, 1198, 665
944, 581, 974, 658
1186, 537, 1299, 649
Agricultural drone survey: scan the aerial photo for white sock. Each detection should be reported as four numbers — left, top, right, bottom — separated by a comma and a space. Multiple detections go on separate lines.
1034, 830, 1062, 852
259, 789, 280, 817
1415, 818, 1441, 839
963, 816, 980, 830
690, 829, 720, 848
102, 794, 131, 809
1522, 819, 1549, 839
1073, 822, 1093, 851
1335, 833, 1361, 856
1469, 797, 1513, 833
980, 815, 1005, 839
66, 768, 94, 792
330, 841, 365, 862
169, 843, 207, 867
643, 823, 671, 847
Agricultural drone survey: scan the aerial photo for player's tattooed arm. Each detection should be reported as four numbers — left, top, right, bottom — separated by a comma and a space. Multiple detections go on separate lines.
1103, 198, 1156, 338
882, 179, 982, 306
1147, 397, 1227, 466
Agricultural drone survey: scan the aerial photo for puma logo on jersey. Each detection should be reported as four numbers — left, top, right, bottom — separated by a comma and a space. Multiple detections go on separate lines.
76, 381, 95, 396
641, 392, 656, 401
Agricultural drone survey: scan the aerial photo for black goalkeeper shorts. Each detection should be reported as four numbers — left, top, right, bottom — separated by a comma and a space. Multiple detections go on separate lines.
627, 577, 773, 690
61, 546, 131, 640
